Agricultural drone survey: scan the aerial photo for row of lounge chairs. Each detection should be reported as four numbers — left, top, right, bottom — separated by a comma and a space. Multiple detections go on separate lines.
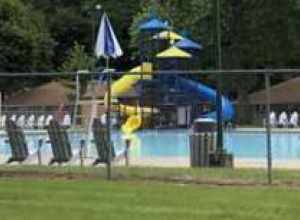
0, 114, 72, 129
5, 118, 117, 166
269, 111, 299, 128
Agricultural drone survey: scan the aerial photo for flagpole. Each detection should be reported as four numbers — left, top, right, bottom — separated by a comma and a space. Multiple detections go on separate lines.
106, 57, 112, 180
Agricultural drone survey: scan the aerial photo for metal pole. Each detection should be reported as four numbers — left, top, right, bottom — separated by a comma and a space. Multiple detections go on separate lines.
106, 58, 112, 180
0, 91, 2, 124
215, 0, 223, 152
73, 72, 80, 127
265, 73, 272, 184
80, 139, 85, 168
37, 139, 43, 165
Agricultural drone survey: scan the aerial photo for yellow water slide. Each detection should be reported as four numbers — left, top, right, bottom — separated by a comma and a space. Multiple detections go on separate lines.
104, 62, 154, 135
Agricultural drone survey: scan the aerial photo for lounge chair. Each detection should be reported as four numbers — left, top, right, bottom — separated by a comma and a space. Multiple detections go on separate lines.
45, 115, 53, 127
37, 115, 45, 129
10, 114, 17, 122
92, 118, 116, 165
16, 114, 26, 128
62, 114, 71, 128
26, 114, 35, 129
278, 111, 288, 128
289, 111, 299, 128
0, 115, 6, 128
5, 120, 29, 164
46, 119, 73, 165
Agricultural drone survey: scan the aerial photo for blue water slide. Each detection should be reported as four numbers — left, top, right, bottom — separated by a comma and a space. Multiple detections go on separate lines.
175, 77, 235, 121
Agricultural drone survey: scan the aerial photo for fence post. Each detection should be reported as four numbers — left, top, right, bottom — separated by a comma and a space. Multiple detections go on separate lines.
125, 139, 130, 167
265, 73, 272, 185
37, 139, 43, 165
107, 70, 112, 180
79, 139, 85, 168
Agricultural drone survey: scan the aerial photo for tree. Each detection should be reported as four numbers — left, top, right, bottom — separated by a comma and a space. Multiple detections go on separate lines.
0, 0, 55, 95
60, 42, 96, 97
26, 0, 142, 70
0, 0, 54, 72
60, 42, 96, 73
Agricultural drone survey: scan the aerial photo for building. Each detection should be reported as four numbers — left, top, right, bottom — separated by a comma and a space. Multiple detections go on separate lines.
244, 77, 300, 125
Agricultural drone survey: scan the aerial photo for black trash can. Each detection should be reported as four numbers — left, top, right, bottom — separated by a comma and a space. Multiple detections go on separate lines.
189, 118, 217, 167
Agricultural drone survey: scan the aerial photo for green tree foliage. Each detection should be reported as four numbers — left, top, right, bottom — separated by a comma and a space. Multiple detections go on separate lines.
60, 42, 96, 73
0, 0, 55, 96
26, 0, 141, 69
0, 0, 54, 72
59, 42, 96, 96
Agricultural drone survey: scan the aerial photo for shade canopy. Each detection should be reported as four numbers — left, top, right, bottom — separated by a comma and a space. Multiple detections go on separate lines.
139, 18, 168, 31
175, 38, 203, 50
95, 13, 123, 59
6, 82, 71, 106
248, 77, 300, 105
156, 46, 192, 58
153, 31, 183, 41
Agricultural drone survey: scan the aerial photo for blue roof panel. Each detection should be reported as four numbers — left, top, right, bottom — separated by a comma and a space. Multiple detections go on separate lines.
175, 38, 203, 50
139, 18, 168, 31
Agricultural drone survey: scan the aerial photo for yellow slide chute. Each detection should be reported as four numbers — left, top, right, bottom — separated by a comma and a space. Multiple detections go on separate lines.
104, 62, 155, 135
121, 115, 142, 135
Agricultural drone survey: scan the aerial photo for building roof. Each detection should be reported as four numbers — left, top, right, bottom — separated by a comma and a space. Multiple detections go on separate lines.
175, 38, 203, 50
5, 81, 72, 106
153, 31, 183, 41
156, 46, 192, 58
248, 77, 300, 104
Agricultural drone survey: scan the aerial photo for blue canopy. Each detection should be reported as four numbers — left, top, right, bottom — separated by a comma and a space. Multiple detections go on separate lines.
139, 18, 168, 31
175, 38, 203, 50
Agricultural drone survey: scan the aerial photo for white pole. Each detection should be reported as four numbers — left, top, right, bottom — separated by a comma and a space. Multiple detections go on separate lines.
72, 72, 80, 127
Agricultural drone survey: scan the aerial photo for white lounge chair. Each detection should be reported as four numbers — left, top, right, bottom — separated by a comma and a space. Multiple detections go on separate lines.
290, 111, 299, 128
10, 114, 17, 122
269, 111, 277, 128
26, 114, 35, 128
278, 111, 288, 128
45, 115, 53, 126
101, 113, 107, 125
16, 115, 26, 128
0, 115, 6, 128
37, 115, 45, 129
62, 114, 71, 127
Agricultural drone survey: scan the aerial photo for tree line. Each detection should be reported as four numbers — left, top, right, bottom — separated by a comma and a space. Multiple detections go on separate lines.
0, 0, 299, 98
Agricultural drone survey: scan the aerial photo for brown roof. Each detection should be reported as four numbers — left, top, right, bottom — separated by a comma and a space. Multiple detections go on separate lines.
248, 77, 300, 105
6, 81, 72, 106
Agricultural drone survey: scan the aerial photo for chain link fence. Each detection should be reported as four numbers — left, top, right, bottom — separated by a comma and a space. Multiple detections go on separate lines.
1, 70, 300, 185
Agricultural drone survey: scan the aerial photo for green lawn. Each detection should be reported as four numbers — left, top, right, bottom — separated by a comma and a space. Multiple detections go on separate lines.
0, 178, 300, 220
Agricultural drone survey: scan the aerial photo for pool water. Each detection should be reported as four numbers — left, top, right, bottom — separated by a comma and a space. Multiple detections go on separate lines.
1, 129, 300, 160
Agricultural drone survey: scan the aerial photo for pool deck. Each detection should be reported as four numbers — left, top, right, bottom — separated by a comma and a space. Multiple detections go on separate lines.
129, 157, 300, 170
234, 127, 300, 133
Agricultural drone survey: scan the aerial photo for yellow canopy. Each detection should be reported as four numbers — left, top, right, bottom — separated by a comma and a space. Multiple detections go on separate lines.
156, 47, 192, 58
153, 31, 183, 41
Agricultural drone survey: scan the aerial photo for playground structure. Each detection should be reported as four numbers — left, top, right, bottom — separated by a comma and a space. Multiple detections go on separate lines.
104, 16, 235, 141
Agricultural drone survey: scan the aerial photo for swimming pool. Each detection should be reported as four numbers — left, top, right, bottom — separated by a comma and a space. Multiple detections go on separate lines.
1, 129, 300, 162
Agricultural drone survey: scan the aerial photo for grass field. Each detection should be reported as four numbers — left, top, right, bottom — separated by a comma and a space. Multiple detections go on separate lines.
1, 178, 300, 220
1, 166, 300, 219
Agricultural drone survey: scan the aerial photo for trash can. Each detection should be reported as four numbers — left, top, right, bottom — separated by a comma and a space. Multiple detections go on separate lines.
189, 118, 217, 167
